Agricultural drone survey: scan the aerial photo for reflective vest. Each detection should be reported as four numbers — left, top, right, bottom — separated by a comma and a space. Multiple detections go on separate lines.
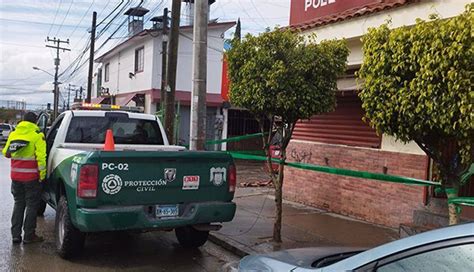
2, 121, 46, 182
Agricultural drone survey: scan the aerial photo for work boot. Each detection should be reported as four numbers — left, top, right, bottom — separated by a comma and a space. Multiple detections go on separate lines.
12, 237, 22, 244
23, 234, 44, 244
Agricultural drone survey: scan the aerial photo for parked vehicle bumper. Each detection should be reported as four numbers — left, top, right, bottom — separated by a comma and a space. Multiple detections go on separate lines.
73, 201, 236, 232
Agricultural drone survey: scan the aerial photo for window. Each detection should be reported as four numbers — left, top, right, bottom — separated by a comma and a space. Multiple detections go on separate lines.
0, 124, 10, 130
104, 63, 110, 82
134, 46, 144, 73
65, 116, 164, 145
45, 114, 64, 154
377, 243, 474, 272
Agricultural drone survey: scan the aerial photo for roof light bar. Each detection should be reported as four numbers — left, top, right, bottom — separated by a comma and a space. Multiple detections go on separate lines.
71, 102, 144, 113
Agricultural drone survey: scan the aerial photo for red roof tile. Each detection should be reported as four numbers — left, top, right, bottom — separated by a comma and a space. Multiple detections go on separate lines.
289, 0, 416, 31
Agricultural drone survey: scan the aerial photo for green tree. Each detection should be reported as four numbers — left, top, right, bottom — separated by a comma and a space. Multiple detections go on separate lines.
227, 29, 348, 242
358, 4, 473, 225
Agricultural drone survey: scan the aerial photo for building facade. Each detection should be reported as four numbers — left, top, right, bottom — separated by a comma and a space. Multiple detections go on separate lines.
286, 0, 472, 228
93, 7, 234, 145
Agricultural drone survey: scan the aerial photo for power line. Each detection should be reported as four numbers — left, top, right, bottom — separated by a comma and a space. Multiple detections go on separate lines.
47, 0, 63, 36
62, 0, 131, 77
0, 83, 50, 87
236, 0, 266, 29
63, 0, 171, 86
0, 18, 89, 29
60, 0, 135, 79
0, 41, 68, 50
97, 0, 126, 27
68, 0, 96, 39
63, 0, 154, 83
251, 0, 271, 26
0, 86, 49, 91
55, 0, 75, 36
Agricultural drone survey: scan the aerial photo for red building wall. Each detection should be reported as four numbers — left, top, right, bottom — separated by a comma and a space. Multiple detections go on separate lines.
284, 141, 428, 228
290, 0, 386, 26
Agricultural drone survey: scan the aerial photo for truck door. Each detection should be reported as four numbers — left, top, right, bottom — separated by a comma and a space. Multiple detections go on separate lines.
45, 115, 64, 156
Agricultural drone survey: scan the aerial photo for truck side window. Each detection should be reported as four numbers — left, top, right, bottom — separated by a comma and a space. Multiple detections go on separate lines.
46, 115, 64, 154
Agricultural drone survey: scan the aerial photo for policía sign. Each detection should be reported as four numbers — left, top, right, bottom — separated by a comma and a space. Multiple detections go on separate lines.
289, 0, 384, 26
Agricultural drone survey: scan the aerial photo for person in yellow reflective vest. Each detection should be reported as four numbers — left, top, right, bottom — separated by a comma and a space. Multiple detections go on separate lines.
2, 112, 46, 244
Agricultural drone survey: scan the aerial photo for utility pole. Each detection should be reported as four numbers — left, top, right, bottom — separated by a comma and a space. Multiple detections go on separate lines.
45, 37, 70, 120
86, 11, 97, 103
66, 84, 75, 109
189, 0, 208, 150
164, 0, 182, 145
160, 8, 169, 116
79, 86, 84, 101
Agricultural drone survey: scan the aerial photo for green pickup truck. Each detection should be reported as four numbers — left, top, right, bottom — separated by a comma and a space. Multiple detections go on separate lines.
37, 109, 236, 259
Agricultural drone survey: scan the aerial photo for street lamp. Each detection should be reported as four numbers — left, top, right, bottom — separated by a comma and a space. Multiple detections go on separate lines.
32, 66, 59, 119
32, 66, 54, 77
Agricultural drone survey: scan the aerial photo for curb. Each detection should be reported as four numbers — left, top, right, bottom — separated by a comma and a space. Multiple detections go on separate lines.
209, 232, 257, 258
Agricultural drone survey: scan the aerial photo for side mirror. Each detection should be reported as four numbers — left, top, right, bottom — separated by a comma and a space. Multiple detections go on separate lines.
36, 112, 49, 135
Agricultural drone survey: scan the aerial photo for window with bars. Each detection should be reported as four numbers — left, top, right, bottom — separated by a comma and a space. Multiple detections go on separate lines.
135, 46, 144, 73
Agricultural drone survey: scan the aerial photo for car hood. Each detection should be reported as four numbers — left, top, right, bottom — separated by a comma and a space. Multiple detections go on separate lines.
239, 247, 367, 271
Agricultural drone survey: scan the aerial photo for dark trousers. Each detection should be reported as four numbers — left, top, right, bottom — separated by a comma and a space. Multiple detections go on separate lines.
11, 180, 41, 239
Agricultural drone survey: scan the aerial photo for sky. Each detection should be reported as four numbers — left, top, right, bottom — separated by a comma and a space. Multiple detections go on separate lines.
0, 0, 290, 109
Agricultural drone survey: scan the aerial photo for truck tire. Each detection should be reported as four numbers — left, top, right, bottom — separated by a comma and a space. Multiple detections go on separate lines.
55, 196, 85, 259
37, 200, 47, 216
175, 226, 209, 248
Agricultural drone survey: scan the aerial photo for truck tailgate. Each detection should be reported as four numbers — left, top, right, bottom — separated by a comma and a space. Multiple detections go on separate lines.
88, 151, 234, 206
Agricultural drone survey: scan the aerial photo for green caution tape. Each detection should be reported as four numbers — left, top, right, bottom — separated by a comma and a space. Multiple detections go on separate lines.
181, 132, 473, 206
227, 152, 440, 186
182, 132, 265, 148
205, 132, 265, 145
448, 197, 474, 207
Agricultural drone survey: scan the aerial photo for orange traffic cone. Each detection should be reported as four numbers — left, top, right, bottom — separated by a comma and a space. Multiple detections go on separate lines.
104, 129, 115, 151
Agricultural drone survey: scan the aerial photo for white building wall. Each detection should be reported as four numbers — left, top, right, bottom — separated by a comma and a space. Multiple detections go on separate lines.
301, 0, 470, 43
171, 28, 224, 94
100, 27, 227, 97
105, 38, 154, 95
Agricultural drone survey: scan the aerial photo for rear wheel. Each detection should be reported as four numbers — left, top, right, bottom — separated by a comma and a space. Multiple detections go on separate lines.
175, 226, 209, 248
55, 195, 85, 259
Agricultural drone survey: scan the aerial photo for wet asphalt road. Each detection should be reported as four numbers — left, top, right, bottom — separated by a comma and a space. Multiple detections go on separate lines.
0, 154, 239, 272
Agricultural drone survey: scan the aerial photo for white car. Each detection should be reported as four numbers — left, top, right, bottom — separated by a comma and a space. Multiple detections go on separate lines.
238, 223, 474, 271
0, 123, 14, 142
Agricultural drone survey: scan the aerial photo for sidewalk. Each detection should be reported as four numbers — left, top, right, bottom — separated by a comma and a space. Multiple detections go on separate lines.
209, 161, 399, 257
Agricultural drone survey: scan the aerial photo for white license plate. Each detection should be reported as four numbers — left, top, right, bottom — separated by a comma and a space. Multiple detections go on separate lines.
156, 205, 179, 218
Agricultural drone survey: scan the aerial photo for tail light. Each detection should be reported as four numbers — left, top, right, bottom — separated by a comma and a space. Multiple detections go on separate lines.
228, 164, 236, 193
78, 164, 98, 198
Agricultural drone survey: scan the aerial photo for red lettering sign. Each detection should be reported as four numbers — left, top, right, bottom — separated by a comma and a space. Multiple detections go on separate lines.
184, 176, 199, 182
290, 0, 383, 26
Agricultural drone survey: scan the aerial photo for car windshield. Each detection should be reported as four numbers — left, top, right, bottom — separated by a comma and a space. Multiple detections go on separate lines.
0, 124, 10, 130
65, 116, 164, 145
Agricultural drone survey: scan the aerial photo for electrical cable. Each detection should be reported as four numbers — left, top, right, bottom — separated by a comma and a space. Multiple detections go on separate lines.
96, 0, 125, 27
250, 0, 270, 26
68, 0, 96, 39
61, 0, 129, 77
62, 0, 145, 83
47, 0, 63, 36
0, 18, 88, 29
60, 0, 135, 79
55, 0, 75, 36
220, 188, 272, 237
63, 0, 172, 86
